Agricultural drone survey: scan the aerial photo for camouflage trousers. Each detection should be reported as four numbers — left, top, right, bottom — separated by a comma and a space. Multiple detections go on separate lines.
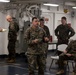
27, 54, 46, 75
7, 40, 16, 59
43, 43, 48, 58
58, 54, 76, 72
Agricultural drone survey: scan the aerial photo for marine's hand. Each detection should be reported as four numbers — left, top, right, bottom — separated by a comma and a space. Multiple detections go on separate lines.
32, 39, 39, 43
44, 37, 49, 42
0, 27, 2, 32
63, 50, 67, 54
2, 29, 7, 32
66, 53, 72, 57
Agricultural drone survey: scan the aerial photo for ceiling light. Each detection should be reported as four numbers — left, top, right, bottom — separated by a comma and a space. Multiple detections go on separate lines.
65, 2, 75, 6
72, 7, 76, 9
0, 0, 10, 2
43, 3, 59, 7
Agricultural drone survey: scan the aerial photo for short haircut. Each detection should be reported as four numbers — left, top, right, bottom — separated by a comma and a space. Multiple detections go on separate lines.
40, 18, 44, 21
61, 16, 67, 20
6, 15, 12, 19
32, 17, 37, 21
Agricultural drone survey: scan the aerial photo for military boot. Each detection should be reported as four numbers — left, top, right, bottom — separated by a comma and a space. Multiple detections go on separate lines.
6, 58, 11, 61
56, 70, 64, 75
29, 74, 34, 75
38, 69, 44, 75
72, 72, 76, 75
7, 59, 15, 63
73, 68, 76, 75
29, 72, 34, 75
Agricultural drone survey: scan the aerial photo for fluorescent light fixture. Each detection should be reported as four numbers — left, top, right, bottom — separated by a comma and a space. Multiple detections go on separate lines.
0, 0, 10, 2
72, 7, 76, 9
65, 2, 75, 6
43, 3, 59, 7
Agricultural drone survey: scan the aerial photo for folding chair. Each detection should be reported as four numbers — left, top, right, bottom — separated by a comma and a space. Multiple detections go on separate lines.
49, 44, 67, 70
49, 44, 75, 72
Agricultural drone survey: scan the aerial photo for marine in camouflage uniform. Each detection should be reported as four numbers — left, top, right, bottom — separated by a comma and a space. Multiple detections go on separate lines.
55, 17, 75, 45
40, 18, 50, 57
24, 17, 46, 75
6, 15, 19, 63
56, 40, 76, 75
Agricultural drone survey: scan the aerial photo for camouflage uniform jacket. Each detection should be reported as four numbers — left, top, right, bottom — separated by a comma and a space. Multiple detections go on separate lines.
42, 25, 50, 53
24, 26, 46, 55
66, 40, 76, 57
8, 21, 19, 41
43, 25, 50, 38
55, 24, 75, 43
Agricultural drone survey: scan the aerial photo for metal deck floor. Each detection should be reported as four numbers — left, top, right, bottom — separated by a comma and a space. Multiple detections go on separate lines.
0, 51, 74, 75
